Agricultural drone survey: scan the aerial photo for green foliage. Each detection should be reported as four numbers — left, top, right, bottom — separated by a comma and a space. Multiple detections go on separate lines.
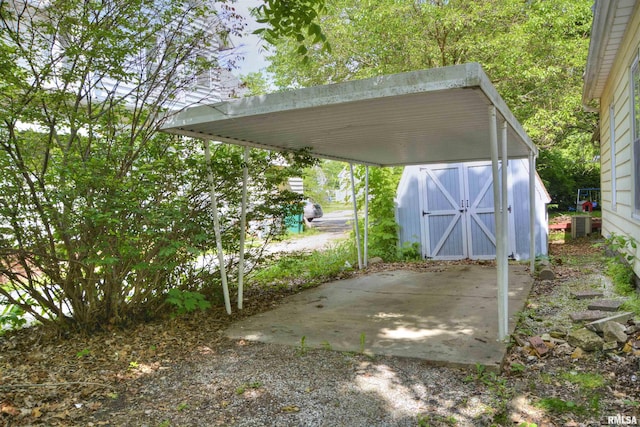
76, 348, 91, 358
267, 0, 599, 207
464, 363, 512, 423
0, 0, 317, 331
253, 0, 330, 63
320, 340, 332, 350
297, 335, 308, 356
560, 371, 606, 390
353, 166, 403, 261
537, 397, 586, 415
621, 295, 640, 317
417, 413, 458, 426
302, 160, 346, 206
398, 242, 421, 261
600, 233, 638, 298
239, 72, 271, 96
607, 262, 635, 296
0, 303, 27, 333
538, 148, 600, 211
235, 381, 262, 395
601, 233, 638, 264
165, 289, 211, 318
510, 363, 526, 375
359, 332, 366, 354
251, 242, 354, 289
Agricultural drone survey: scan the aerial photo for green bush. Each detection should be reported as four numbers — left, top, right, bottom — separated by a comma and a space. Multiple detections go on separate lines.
251, 242, 354, 289
166, 289, 212, 318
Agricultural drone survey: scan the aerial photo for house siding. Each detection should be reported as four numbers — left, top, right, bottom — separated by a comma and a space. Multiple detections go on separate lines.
598, 5, 640, 276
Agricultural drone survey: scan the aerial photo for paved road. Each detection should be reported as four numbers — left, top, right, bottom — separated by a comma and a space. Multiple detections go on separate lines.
268, 210, 354, 253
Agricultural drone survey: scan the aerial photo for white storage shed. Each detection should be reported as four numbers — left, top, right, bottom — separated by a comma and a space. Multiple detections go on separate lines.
396, 159, 550, 261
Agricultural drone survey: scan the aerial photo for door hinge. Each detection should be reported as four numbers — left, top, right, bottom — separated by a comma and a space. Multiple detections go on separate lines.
422, 211, 430, 216
507, 205, 512, 213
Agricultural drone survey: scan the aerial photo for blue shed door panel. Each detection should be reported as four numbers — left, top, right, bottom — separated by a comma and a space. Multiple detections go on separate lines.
419, 162, 512, 260
421, 165, 466, 259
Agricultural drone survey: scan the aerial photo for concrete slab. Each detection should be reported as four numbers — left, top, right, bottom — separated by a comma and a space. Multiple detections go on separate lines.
571, 290, 604, 300
587, 299, 624, 312
569, 310, 610, 322
226, 264, 533, 370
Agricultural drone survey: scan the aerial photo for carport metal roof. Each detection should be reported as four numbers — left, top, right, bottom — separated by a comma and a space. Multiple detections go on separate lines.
160, 62, 538, 342
161, 62, 537, 165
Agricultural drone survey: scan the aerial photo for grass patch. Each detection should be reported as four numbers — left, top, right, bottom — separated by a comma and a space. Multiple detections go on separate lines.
560, 371, 606, 390
621, 294, 640, 316
607, 260, 636, 295
250, 242, 354, 289
549, 231, 566, 243
321, 202, 351, 213
537, 397, 586, 415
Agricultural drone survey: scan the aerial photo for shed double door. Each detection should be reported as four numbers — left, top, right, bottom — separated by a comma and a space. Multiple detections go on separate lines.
418, 163, 514, 260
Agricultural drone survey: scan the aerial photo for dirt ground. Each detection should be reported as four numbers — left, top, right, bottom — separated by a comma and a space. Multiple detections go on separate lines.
1, 236, 639, 426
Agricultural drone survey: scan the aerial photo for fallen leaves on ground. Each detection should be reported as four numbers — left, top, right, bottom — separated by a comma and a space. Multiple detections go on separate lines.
1, 236, 639, 426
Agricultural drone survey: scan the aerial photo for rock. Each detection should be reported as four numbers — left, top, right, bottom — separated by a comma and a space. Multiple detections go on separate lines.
571, 290, 604, 300
570, 347, 584, 359
550, 330, 566, 339
529, 336, 549, 356
603, 341, 619, 351
554, 343, 573, 356
608, 353, 624, 363
368, 257, 383, 264
541, 333, 552, 342
587, 299, 624, 312
567, 328, 604, 352
569, 310, 609, 322
538, 268, 555, 281
585, 312, 634, 332
602, 321, 628, 344
626, 324, 640, 335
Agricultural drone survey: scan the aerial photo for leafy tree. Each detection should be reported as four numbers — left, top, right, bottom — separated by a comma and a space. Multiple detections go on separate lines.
266, 0, 599, 209
252, 0, 329, 61
0, 0, 313, 331
300, 160, 345, 205
239, 71, 271, 96
353, 166, 403, 261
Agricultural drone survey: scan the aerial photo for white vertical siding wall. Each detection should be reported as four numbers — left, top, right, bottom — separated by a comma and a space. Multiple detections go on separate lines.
509, 159, 549, 259
599, 7, 640, 276
90, 11, 231, 110
395, 170, 422, 249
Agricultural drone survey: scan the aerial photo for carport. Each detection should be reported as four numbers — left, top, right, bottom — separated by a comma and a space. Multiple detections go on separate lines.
161, 63, 538, 342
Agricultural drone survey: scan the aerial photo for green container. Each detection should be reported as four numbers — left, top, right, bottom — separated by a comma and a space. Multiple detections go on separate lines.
285, 213, 303, 234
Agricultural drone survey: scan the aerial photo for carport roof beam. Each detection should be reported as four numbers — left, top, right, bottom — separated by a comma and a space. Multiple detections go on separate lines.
161, 63, 536, 167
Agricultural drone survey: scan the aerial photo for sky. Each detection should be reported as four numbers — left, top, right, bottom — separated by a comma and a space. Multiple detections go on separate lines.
228, 0, 270, 77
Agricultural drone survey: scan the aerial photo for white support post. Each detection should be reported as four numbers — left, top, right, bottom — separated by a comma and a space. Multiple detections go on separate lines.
237, 146, 249, 310
489, 106, 506, 341
364, 165, 369, 268
204, 140, 231, 315
529, 152, 537, 274
500, 120, 509, 338
349, 163, 363, 269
